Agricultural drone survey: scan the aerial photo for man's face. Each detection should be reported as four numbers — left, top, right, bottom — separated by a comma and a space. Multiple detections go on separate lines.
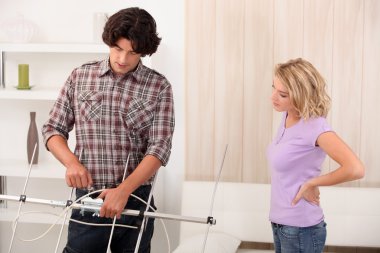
109, 38, 142, 75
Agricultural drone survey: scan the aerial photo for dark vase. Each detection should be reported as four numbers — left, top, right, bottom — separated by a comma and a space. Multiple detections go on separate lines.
27, 111, 39, 164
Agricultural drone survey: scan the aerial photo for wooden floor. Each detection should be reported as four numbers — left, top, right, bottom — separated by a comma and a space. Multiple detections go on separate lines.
239, 242, 380, 253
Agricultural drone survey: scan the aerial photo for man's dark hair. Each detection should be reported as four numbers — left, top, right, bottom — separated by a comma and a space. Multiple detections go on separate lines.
102, 7, 161, 57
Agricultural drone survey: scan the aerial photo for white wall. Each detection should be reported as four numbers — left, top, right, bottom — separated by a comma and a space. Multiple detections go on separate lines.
0, 0, 185, 252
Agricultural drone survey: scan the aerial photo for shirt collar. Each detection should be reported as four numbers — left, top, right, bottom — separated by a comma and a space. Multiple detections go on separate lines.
99, 59, 111, 77
100, 58, 145, 82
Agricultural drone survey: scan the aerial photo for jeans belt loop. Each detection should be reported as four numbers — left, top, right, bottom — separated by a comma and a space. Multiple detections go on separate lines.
272, 222, 283, 228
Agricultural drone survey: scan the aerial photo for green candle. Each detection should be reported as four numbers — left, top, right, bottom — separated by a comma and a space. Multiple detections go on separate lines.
18, 64, 29, 89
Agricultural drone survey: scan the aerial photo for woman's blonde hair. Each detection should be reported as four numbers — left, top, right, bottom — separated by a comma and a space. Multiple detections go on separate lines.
274, 58, 331, 119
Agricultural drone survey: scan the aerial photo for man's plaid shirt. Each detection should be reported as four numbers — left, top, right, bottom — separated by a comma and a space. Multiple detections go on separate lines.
42, 59, 175, 189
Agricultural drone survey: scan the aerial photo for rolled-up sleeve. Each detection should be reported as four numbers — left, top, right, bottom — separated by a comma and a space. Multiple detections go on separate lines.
41, 77, 75, 150
146, 82, 175, 166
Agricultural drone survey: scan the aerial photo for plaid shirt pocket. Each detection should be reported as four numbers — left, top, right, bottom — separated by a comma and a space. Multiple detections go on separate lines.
78, 90, 103, 121
121, 97, 155, 133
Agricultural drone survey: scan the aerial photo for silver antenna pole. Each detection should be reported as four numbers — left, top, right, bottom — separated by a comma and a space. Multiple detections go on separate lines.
106, 153, 130, 253
8, 143, 38, 253
133, 171, 158, 253
54, 149, 83, 253
201, 144, 228, 253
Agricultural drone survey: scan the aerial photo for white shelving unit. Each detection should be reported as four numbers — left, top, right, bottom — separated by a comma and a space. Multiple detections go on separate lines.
0, 159, 65, 179
0, 43, 109, 53
0, 43, 109, 88
0, 208, 67, 224
0, 86, 59, 101
0, 43, 108, 226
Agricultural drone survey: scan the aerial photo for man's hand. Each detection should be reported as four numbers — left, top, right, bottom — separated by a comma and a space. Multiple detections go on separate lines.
65, 163, 93, 189
98, 187, 129, 219
46, 135, 93, 189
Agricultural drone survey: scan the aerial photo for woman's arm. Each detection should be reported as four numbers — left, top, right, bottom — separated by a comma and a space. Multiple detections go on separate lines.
313, 131, 365, 185
292, 131, 365, 205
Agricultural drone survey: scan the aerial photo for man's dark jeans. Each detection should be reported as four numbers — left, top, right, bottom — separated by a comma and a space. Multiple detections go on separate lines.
63, 186, 155, 253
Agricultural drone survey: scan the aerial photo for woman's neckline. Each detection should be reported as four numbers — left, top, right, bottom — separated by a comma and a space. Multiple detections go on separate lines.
284, 112, 301, 129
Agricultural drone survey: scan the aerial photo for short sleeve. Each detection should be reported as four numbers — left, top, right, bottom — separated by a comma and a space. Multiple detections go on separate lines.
306, 117, 333, 146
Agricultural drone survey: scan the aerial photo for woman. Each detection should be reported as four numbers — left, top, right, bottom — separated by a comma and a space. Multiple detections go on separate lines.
267, 58, 365, 253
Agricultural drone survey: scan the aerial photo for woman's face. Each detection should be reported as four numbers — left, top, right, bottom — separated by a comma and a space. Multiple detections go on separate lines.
271, 77, 294, 112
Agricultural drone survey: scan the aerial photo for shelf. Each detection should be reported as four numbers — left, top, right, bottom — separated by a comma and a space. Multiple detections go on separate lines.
0, 86, 59, 101
0, 43, 109, 54
0, 159, 65, 179
0, 207, 68, 224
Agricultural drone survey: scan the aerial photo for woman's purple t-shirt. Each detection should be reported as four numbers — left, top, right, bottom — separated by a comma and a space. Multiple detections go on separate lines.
267, 112, 332, 227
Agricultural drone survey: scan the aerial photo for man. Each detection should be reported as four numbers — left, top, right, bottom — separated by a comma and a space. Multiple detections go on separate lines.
42, 7, 175, 253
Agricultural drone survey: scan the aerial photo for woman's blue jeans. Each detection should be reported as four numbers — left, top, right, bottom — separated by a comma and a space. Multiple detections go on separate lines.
63, 186, 155, 253
271, 221, 327, 253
